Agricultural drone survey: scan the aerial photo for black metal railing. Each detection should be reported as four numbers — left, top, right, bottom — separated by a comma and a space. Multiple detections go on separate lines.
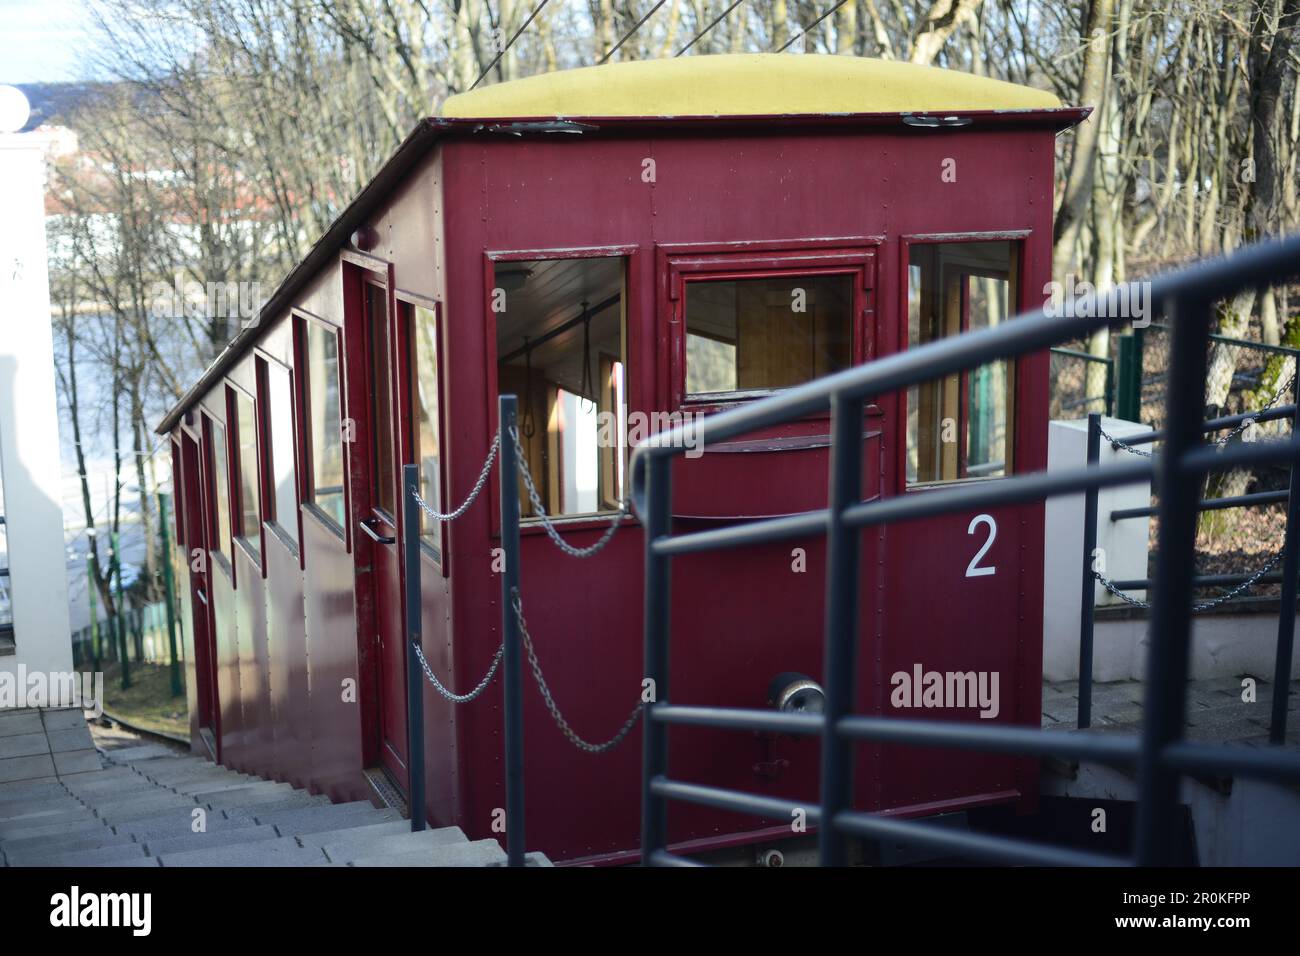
1076, 371, 1300, 741
630, 232, 1300, 867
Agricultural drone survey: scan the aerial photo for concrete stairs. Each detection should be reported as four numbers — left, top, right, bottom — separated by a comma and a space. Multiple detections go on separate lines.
0, 710, 543, 867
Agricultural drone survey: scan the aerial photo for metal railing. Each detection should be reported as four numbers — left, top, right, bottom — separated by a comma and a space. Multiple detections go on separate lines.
1077, 381, 1300, 741
629, 232, 1300, 867
1050, 346, 1114, 417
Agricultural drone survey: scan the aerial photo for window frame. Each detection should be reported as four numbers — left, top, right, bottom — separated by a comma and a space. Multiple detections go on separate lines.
483, 245, 640, 538
226, 380, 266, 576
201, 410, 235, 584
254, 349, 303, 560
658, 240, 878, 415
396, 290, 448, 572
294, 309, 350, 550
898, 231, 1030, 492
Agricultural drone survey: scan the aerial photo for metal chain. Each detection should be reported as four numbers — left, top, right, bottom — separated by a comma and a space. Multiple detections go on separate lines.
412, 639, 504, 703
1093, 545, 1286, 612
411, 429, 501, 522
508, 424, 631, 558
1098, 369, 1296, 458
510, 588, 643, 753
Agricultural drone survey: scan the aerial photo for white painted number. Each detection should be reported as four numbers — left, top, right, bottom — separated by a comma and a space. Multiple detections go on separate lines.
965, 514, 997, 578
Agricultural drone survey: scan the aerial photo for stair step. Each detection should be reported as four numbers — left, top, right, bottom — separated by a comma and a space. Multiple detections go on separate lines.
171, 776, 261, 796
0, 818, 105, 843
116, 810, 257, 840
321, 826, 469, 863
350, 838, 508, 867
200, 782, 295, 809
77, 786, 176, 806
142, 825, 281, 857
157, 836, 328, 867
0, 798, 85, 822
105, 745, 181, 763
6, 841, 148, 867
0, 826, 135, 857
0, 810, 97, 838
254, 802, 397, 834
298, 819, 431, 848
0, 782, 66, 804
96, 797, 199, 825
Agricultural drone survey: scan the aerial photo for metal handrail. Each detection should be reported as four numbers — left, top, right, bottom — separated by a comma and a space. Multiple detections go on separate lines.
630, 231, 1300, 867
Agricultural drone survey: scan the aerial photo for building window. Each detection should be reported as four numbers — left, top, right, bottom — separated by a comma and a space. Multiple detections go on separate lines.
304, 320, 346, 530
494, 256, 626, 519
684, 273, 853, 399
906, 240, 1018, 485
407, 301, 443, 548
264, 361, 299, 548
231, 389, 262, 561
207, 418, 233, 564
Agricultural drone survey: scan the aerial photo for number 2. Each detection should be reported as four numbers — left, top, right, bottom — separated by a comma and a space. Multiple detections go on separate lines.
966, 514, 996, 578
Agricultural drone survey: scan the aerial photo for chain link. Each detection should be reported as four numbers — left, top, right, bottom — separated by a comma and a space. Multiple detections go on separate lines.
412, 639, 504, 703
411, 429, 501, 522
510, 588, 643, 753
1094, 545, 1285, 612
1099, 370, 1296, 458
508, 424, 630, 558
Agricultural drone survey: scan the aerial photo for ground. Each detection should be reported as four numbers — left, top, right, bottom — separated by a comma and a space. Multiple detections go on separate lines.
99, 661, 187, 739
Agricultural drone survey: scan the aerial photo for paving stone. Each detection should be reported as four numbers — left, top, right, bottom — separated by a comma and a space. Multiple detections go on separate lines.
0, 713, 44, 737
53, 750, 102, 775
157, 836, 328, 867
0, 753, 56, 783
41, 709, 90, 732
46, 727, 94, 754
0, 732, 51, 760
0, 781, 64, 803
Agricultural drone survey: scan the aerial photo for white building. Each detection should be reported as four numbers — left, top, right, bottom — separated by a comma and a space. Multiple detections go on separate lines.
0, 86, 74, 701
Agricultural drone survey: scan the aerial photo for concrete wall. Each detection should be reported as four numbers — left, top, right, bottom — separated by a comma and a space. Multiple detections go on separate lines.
1043, 417, 1153, 681
0, 123, 74, 697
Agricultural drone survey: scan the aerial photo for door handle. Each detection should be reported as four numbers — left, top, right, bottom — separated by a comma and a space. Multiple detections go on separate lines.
196, 589, 208, 606
359, 517, 396, 545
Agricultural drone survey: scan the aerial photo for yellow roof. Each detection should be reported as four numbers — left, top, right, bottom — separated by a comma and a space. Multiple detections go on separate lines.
440, 54, 1061, 119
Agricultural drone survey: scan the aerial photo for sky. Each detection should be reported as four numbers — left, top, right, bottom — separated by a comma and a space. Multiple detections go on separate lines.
0, 0, 98, 84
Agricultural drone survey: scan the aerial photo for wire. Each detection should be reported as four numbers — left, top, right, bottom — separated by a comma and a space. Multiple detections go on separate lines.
469, 0, 553, 91
677, 0, 748, 56
774, 0, 850, 53
599, 0, 670, 64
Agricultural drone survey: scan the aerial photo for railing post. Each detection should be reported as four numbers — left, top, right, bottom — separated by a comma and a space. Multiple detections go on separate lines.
1269, 373, 1300, 744
1104, 358, 1115, 418
402, 463, 427, 831
1078, 412, 1101, 729
1117, 329, 1143, 422
1136, 296, 1210, 866
158, 493, 183, 698
640, 452, 672, 865
87, 549, 100, 673
112, 530, 130, 689
818, 393, 864, 866
498, 395, 526, 866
